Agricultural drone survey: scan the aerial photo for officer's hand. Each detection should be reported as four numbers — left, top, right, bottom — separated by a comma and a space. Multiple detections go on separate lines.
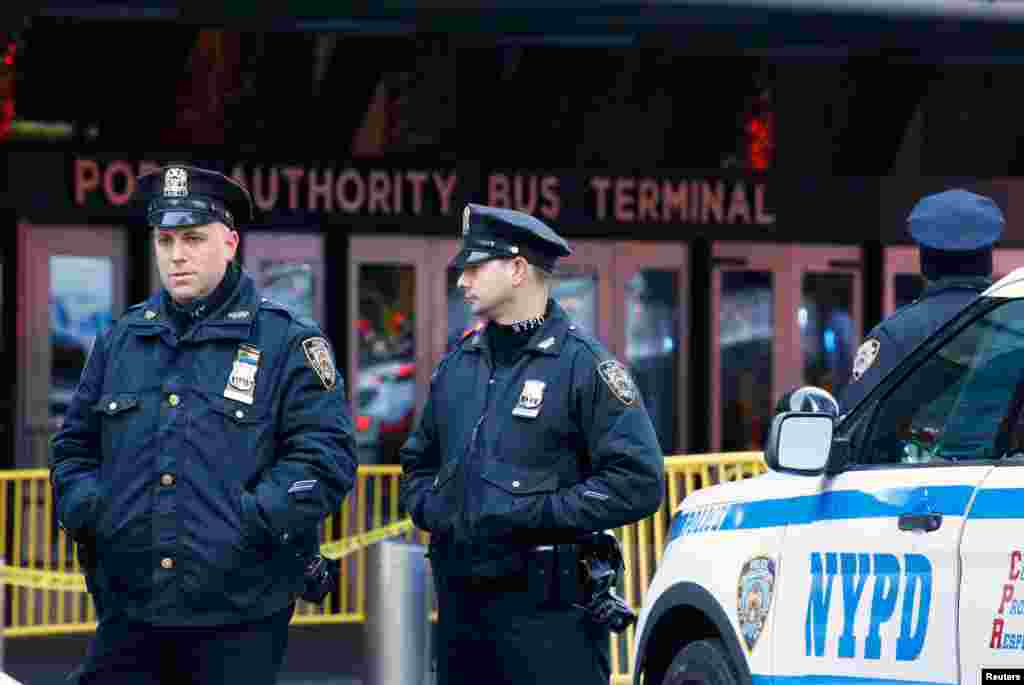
300, 554, 339, 604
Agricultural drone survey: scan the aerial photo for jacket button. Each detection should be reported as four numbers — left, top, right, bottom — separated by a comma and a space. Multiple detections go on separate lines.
281, 532, 290, 542
108, 402, 118, 411
235, 410, 245, 420
160, 473, 175, 487
512, 480, 521, 488
168, 394, 180, 407
161, 557, 174, 570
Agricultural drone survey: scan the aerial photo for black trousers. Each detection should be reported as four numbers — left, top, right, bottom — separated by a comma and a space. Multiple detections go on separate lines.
434, 573, 611, 685
71, 604, 295, 685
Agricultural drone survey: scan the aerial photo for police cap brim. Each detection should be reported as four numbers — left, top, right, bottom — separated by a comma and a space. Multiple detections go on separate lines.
449, 248, 503, 272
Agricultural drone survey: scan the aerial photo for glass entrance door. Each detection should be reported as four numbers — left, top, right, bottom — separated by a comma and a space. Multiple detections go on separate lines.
17, 223, 129, 468
349, 237, 434, 467
711, 243, 862, 451
243, 232, 326, 326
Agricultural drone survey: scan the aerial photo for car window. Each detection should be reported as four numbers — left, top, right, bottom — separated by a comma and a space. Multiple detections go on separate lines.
862, 299, 1024, 465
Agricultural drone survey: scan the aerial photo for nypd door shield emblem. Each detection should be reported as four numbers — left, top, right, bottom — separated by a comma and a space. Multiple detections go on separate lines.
163, 167, 189, 198
512, 380, 546, 418
224, 344, 261, 405
302, 337, 337, 391
737, 556, 775, 652
598, 360, 638, 406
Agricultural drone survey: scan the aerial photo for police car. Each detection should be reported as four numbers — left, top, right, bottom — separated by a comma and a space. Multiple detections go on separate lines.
633, 268, 1024, 685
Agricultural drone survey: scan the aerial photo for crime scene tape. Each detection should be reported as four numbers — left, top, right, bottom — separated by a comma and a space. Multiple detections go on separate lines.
0, 518, 417, 592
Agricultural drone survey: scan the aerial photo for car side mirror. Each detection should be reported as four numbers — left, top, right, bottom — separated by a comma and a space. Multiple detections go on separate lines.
765, 412, 834, 475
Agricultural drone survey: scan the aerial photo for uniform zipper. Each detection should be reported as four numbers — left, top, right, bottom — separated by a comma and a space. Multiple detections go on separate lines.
462, 363, 497, 540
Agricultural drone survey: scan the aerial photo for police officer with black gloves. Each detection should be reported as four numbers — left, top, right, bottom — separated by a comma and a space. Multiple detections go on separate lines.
400, 204, 665, 685
841, 188, 1005, 413
50, 165, 357, 684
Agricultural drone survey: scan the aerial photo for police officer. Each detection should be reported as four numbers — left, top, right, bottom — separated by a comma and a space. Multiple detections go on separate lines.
50, 165, 357, 684
840, 188, 1004, 412
400, 204, 665, 685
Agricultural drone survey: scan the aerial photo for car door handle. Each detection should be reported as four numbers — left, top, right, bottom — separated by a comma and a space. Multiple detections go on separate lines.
898, 512, 943, 532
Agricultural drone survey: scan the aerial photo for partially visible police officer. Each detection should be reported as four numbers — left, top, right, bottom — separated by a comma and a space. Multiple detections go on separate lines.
50, 165, 357, 684
400, 204, 665, 685
840, 188, 1004, 413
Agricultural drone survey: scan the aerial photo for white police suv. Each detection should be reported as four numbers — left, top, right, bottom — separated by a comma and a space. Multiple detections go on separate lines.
633, 269, 1024, 685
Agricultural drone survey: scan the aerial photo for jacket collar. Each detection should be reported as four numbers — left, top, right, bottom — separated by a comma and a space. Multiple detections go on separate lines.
128, 270, 259, 343
465, 299, 573, 357
921, 275, 992, 299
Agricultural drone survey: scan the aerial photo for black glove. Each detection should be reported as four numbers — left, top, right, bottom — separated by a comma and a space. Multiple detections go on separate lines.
300, 554, 339, 603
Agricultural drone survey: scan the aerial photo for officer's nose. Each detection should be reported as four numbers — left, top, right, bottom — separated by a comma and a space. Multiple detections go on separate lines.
170, 237, 188, 262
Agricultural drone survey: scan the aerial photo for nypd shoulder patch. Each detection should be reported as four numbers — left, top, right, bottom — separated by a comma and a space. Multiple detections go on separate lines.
851, 338, 881, 382
302, 337, 337, 391
598, 359, 638, 406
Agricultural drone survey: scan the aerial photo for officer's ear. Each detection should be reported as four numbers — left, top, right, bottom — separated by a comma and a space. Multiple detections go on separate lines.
221, 224, 240, 259
508, 256, 531, 287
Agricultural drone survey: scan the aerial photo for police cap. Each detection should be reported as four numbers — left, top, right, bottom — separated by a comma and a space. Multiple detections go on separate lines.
135, 164, 254, 230
450, 203, 572, 273
908, 189, 1004, 280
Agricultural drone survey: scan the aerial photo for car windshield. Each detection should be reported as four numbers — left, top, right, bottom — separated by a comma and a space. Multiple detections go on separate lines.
863, 297, 1024, 464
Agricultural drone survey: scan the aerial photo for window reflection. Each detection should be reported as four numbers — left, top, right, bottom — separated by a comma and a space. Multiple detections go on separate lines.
552, 267, 598, 337
254, 260, 317, 321
50, 256, 114, 429
720, 271, 773, 451
625, 270, 680, 454
355, 265, 415, 465
801, 273, 855, 398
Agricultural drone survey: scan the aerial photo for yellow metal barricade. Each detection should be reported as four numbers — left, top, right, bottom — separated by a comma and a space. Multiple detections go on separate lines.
0, 453, 767, 682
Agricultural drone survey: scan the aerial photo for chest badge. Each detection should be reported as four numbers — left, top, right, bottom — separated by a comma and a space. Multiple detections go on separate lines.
512, 379, 546, 419
224, 344, 261, 405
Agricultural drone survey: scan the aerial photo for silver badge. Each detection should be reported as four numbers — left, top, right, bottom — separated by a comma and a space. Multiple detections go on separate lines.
537, 336, 555, 350
737, 556, 775, 652
512, 380, 546, 418
227, 310, 251, 320
163, 167, 189, 198
462, 205, 471, 236
598, 360, 638, 406
224, 344, 261, 405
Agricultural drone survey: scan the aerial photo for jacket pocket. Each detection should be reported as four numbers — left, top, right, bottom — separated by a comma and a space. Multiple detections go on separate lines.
206, 397, 274, 474
422, 459, 460, 534
94, 393, 142, 462
474, 461, 559, 535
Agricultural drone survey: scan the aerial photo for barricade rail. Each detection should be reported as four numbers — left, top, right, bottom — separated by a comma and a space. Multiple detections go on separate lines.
0, 452, 767, 682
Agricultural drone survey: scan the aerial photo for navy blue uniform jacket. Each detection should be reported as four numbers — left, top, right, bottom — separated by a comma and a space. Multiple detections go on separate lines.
50, 271, 357, 626
840, 276, 990, 413
400, 300, 664, 576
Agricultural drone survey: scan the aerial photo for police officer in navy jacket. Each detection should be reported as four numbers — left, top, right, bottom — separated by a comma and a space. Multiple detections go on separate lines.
401, 204, 664, 685
841, 189, 1004, 413
50, 165, 357, 684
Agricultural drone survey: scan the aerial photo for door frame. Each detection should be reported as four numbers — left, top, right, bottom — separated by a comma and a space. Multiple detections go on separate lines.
17, 222, 129, 467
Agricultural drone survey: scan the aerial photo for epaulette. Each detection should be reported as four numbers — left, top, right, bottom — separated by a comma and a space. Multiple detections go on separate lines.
566, 323, 605, 359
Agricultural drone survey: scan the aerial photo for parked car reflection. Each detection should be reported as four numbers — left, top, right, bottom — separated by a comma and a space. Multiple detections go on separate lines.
355, 359, 416, 464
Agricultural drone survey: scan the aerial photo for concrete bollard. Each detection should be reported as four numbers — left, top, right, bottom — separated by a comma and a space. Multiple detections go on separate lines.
364, 541, 430, 685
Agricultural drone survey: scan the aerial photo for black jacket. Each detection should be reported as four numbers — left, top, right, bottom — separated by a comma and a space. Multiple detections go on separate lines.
400, 300, 664, 576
